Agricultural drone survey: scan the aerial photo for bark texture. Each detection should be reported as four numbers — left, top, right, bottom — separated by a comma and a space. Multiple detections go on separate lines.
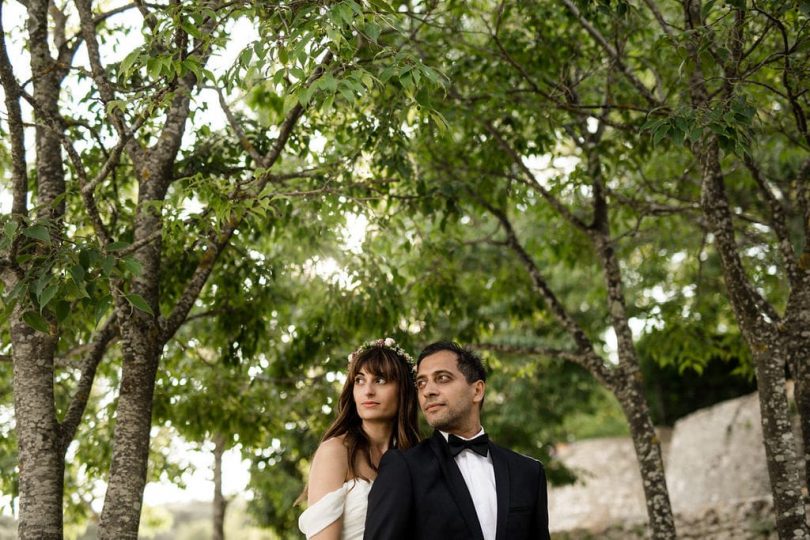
213, 433, 228, 540
611, 373, 675, 539
11, 304, 63, 540
11, 2, 66, 538
682, 1, 809, 535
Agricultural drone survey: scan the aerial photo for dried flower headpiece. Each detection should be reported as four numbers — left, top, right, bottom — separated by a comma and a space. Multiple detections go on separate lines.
348, 337, 416, 372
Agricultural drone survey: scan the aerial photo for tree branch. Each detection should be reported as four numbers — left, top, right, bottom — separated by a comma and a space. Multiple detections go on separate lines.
474, 342, 593, 366
57, 126, 112, 246
216, 86, 264, 166
161, 50, 334, 343
482, 120, 591, 231
0, 1, 29, 219
743, 155, 799, 285
59, 317, 118, 451
74, 0, 144, 162
752, 2, 808, 147
561, 0, 660, 107
116, 229, 162, 257
474, 199, 613, 383
640, 0, 674, 37
159, 222, 236, 343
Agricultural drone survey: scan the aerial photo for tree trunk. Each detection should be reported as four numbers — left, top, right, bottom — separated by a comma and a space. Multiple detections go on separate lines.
12, 2, 68, 538
791, 357, 810, 491
612, 367, 677, 539
213, 433, 228, 540
11, 305, 64, 540
698, 140, 808, 538
785, 279, 810, 491
752, 340, 808, 537
97, 324, 161, 540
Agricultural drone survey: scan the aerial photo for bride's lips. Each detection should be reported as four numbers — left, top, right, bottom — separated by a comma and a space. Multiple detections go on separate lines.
361, 401, 380, 407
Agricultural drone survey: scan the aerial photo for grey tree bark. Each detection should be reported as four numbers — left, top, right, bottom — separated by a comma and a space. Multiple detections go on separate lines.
213, 433, 228, 540
681, 2, 809, 536
8, 2, 66, 538
478, 183, 677, 538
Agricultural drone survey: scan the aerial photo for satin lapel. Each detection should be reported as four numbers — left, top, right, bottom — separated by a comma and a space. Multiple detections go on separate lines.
490, 443, 510, 540
428, 431, 485, 540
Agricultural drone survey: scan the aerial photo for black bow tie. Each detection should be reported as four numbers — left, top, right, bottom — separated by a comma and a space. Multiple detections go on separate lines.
447, 433, 490, 457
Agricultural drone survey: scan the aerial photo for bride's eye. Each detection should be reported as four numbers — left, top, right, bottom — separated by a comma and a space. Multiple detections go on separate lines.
375, 377, 387, 384
354, 377, 365, 385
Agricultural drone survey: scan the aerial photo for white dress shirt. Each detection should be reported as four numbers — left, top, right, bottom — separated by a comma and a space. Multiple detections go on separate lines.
441, 428, 498, 540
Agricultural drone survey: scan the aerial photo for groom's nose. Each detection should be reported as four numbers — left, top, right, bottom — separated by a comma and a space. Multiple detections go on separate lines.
421, 380, 438, 397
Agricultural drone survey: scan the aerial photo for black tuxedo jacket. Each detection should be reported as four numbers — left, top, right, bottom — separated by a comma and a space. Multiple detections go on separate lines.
364, 431, 549, 540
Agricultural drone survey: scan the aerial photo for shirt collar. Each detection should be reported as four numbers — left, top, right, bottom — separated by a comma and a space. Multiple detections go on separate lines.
440, 426, 485, 442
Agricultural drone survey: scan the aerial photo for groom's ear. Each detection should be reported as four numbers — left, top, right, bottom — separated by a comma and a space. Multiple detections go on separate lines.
472, 380, 485, 407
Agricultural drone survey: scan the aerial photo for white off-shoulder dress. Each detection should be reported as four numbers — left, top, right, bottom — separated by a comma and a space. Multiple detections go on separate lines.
298, 479, 372, 539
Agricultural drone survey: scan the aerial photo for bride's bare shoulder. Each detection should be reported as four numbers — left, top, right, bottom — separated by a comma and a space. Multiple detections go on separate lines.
308, 436, 349, 503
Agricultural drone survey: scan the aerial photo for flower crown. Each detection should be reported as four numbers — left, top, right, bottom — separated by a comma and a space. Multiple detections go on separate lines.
348, 338, 416, 372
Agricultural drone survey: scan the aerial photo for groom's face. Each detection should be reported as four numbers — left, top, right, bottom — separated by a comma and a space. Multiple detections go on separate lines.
415, 350, 479, 433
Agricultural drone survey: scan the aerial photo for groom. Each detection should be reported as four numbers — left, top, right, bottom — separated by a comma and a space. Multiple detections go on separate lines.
364, 341, 550, 540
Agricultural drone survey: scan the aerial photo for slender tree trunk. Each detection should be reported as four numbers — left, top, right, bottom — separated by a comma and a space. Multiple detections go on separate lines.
611, 373, 675, 540
213, 433, 228, 540
98, 182, 165, 539
11, 305, 63, 540
792, 357, 810, 490
698, 140, 808, 538
785, 279, 810, 490
97, 326, 161, 540
682, 0, 809, 533
11, 2, 69, 538
752, 339, 808, 536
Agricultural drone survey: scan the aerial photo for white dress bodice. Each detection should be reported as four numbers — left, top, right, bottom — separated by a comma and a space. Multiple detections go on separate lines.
298, 478, 372, 539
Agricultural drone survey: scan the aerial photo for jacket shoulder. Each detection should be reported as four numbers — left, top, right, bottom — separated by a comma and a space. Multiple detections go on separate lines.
494, 443, 545, 471
399, 437, 436, 460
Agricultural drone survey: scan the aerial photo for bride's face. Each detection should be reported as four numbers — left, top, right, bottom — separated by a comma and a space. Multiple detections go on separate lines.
352, 366, 399, 423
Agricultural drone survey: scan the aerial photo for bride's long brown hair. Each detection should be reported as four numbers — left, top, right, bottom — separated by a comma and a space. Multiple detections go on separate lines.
321, 344, 420, 481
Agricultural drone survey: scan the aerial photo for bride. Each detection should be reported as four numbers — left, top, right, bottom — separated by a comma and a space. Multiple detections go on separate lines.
298, 338, 421, 539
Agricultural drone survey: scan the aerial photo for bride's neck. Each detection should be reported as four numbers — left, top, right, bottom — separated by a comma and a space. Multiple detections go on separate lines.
362, 420, 393, 458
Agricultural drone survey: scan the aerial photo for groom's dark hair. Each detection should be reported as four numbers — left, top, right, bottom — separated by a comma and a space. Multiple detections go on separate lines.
417, 341, 487, 384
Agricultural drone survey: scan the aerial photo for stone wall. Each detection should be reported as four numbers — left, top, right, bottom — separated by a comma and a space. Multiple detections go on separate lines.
667, 392, 771, 513
548, 390, 801, 537
555, 498, 777, 540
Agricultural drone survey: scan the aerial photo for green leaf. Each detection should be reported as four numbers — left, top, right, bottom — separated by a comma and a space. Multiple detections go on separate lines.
95, 295, 112, 324
52, 300, 71, 323
69, 264, 86, 285
283, 93, 298, 113
22, 224, 50, 245
126, 293, 154, 316
701, 0, 717, 19
364, 22, 381, 41
146, 57, 162, 80
38, 283, 59, 310
119, 50, 141, 77
102, 255, 115, 277
23, 311, 50, 334
120, 256, 143, 276
107, 241, 131, 252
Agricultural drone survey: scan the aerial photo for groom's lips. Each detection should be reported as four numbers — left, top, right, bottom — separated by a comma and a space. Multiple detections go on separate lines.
424, 403, 444, 412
